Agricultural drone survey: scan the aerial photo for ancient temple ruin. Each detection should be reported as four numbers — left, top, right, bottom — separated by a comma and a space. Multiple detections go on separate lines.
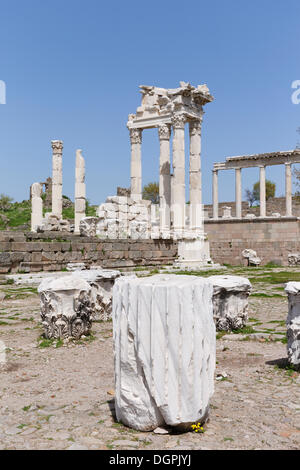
212, 149, 300, 219
127, 81, 213, 237
124, 81, 214, 266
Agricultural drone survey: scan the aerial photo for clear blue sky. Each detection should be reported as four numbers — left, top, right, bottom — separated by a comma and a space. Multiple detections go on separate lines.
0, 0, 299, 205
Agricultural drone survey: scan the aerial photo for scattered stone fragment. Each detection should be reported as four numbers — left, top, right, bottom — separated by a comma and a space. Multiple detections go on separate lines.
284, 282, 300, 366
208, 275, 252, 331
38, 276, 92, 339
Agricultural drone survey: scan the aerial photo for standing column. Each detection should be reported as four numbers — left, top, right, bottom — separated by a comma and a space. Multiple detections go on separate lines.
51, 140, 63, 219
189, 118, 204, 234
172, 114, 186, 234
235, 168, 242, 218
129, 128, 142, 201
285, 162, 292, 217
212, 169, 219, 219
259, 165, 266, 217
31, 183, 43, 232
158, 124, 171, 234
74, 149, 86, 233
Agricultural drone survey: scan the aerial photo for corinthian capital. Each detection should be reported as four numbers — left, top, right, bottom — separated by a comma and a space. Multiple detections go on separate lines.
51, 140, 63, 153
189, 119, 202, 137
129, 128, 142, 145
158, 124, 171, 141
172, 113, 186, 130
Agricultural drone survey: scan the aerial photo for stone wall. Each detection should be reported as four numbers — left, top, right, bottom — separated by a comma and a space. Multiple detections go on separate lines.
0, 231, 178, 273
204, 196, 300, 219
205, 217, 300, 266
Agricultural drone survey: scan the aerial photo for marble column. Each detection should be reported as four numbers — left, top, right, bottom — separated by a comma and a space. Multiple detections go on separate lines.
212, 169, 219, 219
31, 183, 43, 232
75, 149, 86, 233
129, 128, 142, 201
51, 140, 63, 219
158, 124, 171, 234
235, 168, 242, 218
259, 165, 266, 217
285, 162, 292, 217
189, 118, 203, 234
172, 114, 186, 234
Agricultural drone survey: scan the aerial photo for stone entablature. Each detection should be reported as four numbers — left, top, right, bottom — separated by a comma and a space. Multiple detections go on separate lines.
214, 150, 300, 170
127, 82, 213, 131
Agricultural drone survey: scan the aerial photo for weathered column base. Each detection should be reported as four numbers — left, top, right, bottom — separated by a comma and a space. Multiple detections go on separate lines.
173, 235, 220, 269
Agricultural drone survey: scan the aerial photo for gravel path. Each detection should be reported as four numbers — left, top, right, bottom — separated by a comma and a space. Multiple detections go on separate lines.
0, 272, 299, 450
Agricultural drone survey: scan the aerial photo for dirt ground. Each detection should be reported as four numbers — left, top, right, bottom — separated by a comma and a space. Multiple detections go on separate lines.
0, 267, 299, 450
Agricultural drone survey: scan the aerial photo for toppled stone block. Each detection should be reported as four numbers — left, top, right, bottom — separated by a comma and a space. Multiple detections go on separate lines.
79, 217, 99, 237
288, 253, 300, 266
38, 276, 92, 339
222, 207, 232, 218
113, 274, 215, 431
284, 282, 300, 367
38, 214, 71, 233
208, 275, 252, 331
66, 263, 86, 272
242, 248, 261, 266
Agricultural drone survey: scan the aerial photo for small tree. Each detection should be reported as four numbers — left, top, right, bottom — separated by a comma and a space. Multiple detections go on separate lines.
293, 166, 300, 194
244, 188, 257, 207
0, 194, 13, 211
142, 182, 159, 204
245, 180, 276, 206
253, 180, 275, 201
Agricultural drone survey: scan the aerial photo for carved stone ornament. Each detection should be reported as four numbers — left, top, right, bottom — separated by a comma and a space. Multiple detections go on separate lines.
38, 276, 92, 340
189, 119, 203, 137
129, 128, 142, 145
158, 124, 171, 141
172, 113, 186, 129
51, 140, 63, 153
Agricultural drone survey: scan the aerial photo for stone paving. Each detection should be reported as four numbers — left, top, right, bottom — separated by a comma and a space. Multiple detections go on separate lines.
0, 268, 299, 450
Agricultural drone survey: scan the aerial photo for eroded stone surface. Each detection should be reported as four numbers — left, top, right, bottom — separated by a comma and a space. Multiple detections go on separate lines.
73, 269, 122, 321
113, 274, 215, 431
242, 249, 261, 266
38, 276, 92, 339
288, 253, 300, 266
284, 282, 300, 366
208, 275, 252, 331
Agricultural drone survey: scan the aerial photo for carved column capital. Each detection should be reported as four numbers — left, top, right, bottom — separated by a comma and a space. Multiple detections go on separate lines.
158, 123, 171, 141
129, 128, 142, 145
189, 119, 202, 137
51, 140, 63, 154
172, 113, 186, 130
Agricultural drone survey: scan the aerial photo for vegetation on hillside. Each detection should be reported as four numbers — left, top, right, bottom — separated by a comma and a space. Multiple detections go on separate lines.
0, 193, 97, 231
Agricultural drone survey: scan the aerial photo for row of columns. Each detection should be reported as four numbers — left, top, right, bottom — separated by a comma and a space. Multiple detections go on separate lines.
212, 162, 293, 219
129, 113, 204, 235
